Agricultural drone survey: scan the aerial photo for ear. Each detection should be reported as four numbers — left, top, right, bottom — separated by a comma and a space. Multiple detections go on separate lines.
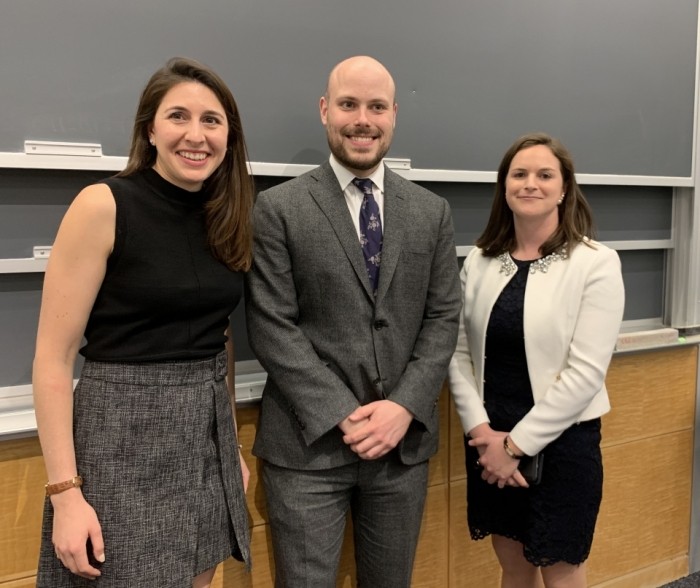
392, 102, 398, 128
319, 96, 329, 125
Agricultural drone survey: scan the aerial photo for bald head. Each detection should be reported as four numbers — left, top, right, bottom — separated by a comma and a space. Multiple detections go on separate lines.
325, 56, 396, 104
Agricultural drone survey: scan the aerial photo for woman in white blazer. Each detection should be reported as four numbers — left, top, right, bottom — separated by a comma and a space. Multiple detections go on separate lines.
448, 133, 624, 588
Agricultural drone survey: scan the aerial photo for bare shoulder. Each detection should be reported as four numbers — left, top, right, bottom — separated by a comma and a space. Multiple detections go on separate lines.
55, 183, 116, 255
68, 182, 116, 219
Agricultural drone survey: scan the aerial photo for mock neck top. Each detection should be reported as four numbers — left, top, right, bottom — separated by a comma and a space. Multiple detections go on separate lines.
81, 168, 242, 361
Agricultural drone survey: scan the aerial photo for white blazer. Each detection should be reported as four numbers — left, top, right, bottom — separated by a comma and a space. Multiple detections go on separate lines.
448, 240, 625, 456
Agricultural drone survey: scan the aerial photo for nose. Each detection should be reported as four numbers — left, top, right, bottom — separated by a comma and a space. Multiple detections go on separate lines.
185, 121, 205, 144
524, 173, 537, 190
355, 106, 371, 126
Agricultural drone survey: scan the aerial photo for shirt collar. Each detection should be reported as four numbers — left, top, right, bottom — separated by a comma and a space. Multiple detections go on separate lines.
329, 154, 385, 193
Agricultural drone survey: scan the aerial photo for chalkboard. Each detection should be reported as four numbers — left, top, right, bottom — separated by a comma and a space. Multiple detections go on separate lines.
1, 0, 696, 176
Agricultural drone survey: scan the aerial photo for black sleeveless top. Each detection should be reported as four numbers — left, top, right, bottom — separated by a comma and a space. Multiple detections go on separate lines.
81, 168, 243, 361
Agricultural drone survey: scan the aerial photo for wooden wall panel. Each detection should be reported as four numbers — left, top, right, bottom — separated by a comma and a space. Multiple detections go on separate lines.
0, 436, 45, 584
411, 483, 450, 587
0, 577, 39, 588
588, 430, 693, 585
449, 395, 467, 482
448, 479, 501, 588
237, 404, 267, 526
603, 346, 697, 446
590, 555, 688, 588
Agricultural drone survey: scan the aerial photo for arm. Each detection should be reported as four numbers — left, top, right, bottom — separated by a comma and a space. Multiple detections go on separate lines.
445, 250, 528, 486
225, 330, 249, 492
32, 184, 115, 579
447, 248, 491, 434
381, 198, 462, 424
245, 190, 361, 444
510, 247, 625, 456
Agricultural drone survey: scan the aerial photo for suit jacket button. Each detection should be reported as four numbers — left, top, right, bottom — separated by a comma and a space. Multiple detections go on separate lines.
373, 320, 388, 330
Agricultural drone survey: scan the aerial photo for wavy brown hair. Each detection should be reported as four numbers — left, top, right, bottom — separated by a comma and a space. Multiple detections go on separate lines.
476, 132, 595, 258
118, 57, 254, 271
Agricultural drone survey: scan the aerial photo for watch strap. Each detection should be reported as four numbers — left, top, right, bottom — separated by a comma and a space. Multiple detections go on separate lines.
45, 475, 83, 497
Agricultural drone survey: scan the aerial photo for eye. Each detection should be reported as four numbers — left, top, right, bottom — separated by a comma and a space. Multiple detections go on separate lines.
511, 171, 525, 178
203, 115, 222, 125
339, 100, 355, 110
371, 103, 389, 112
168, 111, 186, 121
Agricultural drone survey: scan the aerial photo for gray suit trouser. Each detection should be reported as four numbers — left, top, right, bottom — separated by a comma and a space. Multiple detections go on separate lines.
262, 455, 429, 588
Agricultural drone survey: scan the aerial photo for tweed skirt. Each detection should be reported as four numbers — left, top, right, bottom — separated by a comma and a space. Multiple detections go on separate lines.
37, 351, 250, 587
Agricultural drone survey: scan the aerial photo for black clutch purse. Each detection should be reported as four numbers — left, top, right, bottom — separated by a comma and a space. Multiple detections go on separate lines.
518, 452, 544, 485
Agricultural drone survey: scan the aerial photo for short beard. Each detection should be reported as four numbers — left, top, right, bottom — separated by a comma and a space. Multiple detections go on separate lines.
327, 135, 390, 173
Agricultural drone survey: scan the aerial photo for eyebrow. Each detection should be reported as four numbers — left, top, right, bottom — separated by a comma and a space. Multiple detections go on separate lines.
163, 105, 225, 117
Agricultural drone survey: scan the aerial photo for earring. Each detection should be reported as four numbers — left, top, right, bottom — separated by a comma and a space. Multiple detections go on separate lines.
149, 137, 155, 146
557, 194, 565, 205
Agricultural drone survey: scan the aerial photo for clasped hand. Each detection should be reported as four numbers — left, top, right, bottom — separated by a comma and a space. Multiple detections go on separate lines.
469, 426, 529, 489
339, 400, 413, 460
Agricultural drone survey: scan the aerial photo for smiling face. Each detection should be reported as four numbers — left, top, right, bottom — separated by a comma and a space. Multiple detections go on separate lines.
320, 56, 397, 178
505, 144, 566, 225
149, 81, 228, 191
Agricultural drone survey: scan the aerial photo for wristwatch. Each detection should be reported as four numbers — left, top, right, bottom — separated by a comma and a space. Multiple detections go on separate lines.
45, 475, 83, 497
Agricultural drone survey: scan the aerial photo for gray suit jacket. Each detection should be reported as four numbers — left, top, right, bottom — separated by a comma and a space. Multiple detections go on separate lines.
245, 161, 461, 469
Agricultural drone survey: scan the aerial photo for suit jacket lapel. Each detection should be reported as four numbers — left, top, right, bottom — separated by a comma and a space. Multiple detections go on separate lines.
308, 163, 374, 300
375, 169, 405, 305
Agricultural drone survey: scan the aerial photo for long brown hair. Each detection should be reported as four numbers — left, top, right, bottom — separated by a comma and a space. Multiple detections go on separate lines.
476, 132, 595, 258
118, 57, 254, 271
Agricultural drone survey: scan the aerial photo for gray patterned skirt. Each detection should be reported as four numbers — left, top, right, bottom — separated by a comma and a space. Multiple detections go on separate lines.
37, 351, 250, 587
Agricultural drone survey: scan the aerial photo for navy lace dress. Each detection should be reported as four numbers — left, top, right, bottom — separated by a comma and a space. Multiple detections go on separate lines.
464, 257, 603, 566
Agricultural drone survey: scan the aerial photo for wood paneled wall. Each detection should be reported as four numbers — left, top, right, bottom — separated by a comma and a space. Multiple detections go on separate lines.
1, 346, 696, 587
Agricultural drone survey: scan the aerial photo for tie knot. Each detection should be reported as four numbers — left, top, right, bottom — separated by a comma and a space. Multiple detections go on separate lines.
352, 178, 374, 196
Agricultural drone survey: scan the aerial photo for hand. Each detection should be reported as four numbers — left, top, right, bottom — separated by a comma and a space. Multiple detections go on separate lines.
341, 400, 413, 460
51, 490, 104, 579
239, 451, 250, 493
469, 427, 522, 486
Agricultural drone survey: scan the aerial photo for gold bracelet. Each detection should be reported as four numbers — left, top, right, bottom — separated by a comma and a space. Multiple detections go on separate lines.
45, 475, 83, 497
503, 437, 521, 460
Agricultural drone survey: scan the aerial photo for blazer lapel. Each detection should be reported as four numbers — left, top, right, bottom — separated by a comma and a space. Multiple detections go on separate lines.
375, 169, 405, 305
308, 163, 374, 300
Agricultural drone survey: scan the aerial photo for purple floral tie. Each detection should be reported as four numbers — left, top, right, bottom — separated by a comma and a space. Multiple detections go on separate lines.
352, 178, 383, 295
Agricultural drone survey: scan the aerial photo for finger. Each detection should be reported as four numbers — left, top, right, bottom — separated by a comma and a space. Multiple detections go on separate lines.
72, 549, 101, 579
512, 470, 530, 488
347, 405, 371, 421
90, 526, 106, 565
343, 429, 369, 446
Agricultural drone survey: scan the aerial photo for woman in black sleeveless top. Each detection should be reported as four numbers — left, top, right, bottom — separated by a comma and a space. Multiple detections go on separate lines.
33, 57, 254, 587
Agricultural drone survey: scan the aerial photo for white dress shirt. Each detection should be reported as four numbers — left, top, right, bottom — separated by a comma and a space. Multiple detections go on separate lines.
329, 154, 385, 242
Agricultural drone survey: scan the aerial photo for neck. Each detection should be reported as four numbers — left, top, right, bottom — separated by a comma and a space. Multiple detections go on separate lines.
512, 216, 558, 260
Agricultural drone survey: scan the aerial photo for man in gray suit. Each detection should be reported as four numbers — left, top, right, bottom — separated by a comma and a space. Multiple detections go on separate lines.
245, 55, 461, 587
